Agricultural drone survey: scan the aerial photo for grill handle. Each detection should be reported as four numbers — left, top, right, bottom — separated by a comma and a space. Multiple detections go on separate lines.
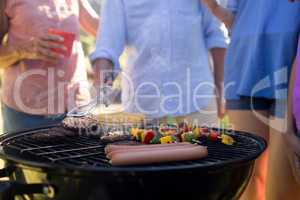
0, 181, 56, 200
0, 166, 56, 200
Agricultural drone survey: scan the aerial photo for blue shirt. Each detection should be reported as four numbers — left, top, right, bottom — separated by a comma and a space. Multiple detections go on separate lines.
225, 0, 300, 100
91, 0, 228, 118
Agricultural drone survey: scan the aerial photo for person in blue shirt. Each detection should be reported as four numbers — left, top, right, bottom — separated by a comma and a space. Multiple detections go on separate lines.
91, 0, 228, 125
202, 0, 300, 200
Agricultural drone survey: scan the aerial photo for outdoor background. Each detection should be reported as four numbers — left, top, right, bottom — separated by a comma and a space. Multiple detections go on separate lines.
0, 0, 229, 134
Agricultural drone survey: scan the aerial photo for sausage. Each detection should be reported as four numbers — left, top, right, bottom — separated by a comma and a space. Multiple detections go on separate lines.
105, 142, 193, 154
106, 144, 199, 159
110, 146, 208, 166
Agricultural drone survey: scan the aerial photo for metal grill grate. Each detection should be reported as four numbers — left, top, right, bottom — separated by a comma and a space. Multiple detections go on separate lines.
0, 126, 265, 170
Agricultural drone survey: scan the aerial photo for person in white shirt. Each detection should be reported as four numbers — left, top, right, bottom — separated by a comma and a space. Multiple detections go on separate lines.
91, 0, 228, 125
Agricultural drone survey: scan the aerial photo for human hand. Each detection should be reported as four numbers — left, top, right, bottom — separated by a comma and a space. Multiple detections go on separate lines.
93, 58, 114, 87
92, 58, 115, 105
14, 34, 67, 63
201, 0, 219, 10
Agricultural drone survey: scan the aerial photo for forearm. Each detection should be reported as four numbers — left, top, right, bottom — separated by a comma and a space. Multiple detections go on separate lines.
0, 44, 23, 69
0, 34, 68, 68
202, 0, 235, 28
79, 0, 100, 37
210, 48, 226, 99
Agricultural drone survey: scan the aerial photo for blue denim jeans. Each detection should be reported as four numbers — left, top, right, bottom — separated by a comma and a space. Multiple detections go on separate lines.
1, 104, 65, 134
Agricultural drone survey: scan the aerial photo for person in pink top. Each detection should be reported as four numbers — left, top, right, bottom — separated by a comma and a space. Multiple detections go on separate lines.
0, 0, 99, 133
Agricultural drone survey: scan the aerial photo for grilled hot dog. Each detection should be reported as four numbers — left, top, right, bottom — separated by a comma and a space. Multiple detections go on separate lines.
105, 142, 192, 154
106, 144, 198, 159
110, 145, 208, 166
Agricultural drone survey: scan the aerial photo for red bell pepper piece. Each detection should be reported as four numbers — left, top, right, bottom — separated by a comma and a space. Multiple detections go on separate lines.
143, 131, 155, 144
209, 131, 219, 141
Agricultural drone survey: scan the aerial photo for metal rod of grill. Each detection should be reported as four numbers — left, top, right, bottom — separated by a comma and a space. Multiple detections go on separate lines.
35, 145, 105, 156
49, 152, 107, 162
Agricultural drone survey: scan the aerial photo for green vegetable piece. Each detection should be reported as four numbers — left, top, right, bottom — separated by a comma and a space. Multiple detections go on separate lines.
150, 133, 162, 144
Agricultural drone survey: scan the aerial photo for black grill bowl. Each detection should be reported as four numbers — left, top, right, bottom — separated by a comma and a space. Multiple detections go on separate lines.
0, 126, 266, 200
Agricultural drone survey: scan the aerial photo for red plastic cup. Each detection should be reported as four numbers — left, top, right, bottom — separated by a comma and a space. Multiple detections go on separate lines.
48, 29, 76, 58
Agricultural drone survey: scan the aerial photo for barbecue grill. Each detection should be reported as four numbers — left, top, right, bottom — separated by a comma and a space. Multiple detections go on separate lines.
0, 125, 266, 200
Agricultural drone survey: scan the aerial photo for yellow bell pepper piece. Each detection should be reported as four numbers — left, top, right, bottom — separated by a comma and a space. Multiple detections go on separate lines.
130, 128, 140, 138
141, 131, 147, 143
221, 134, 235, 145
192, 127, 201, 138
160, 136, 174, 144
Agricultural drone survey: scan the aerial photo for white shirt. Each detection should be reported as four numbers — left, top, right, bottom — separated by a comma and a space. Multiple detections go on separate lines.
91, 0, 229, 118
